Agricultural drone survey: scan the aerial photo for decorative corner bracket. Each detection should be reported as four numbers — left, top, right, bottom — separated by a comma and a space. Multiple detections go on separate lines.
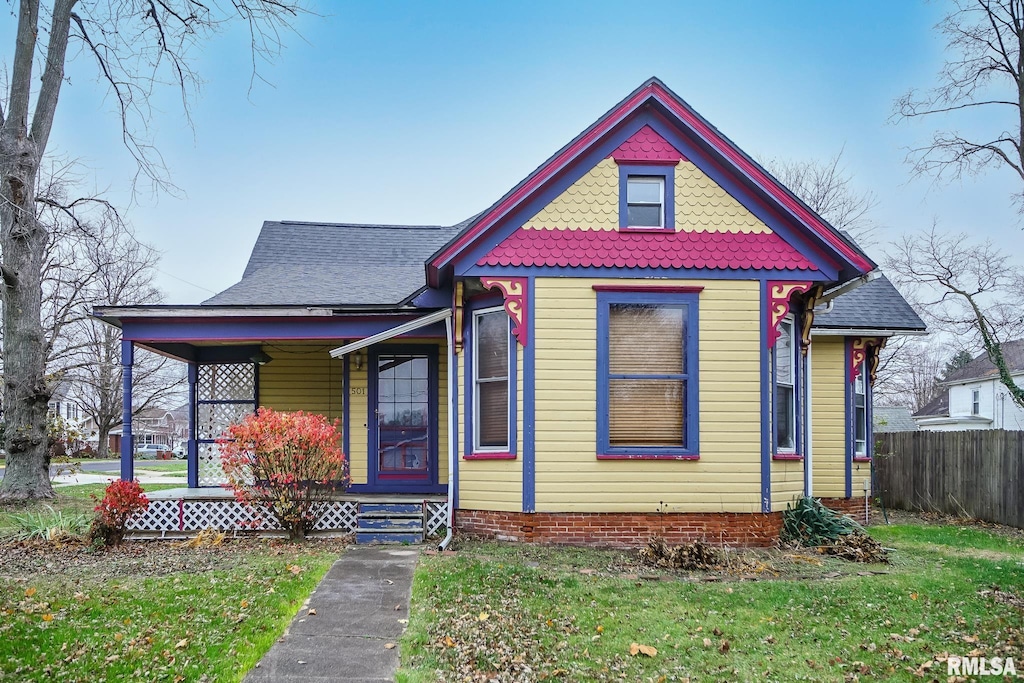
766, 281, 812, 348
849, 336, 886, 383
479, 277, 529, 347
800, 284, 824, 356
454, 281, 464, 355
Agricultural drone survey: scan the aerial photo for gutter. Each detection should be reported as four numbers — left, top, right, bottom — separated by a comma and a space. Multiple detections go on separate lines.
815, 270, 881, 306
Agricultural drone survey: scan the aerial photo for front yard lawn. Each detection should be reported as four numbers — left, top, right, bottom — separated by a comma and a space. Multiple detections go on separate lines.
398, 524, 1024, 682
0, 484, 343, 682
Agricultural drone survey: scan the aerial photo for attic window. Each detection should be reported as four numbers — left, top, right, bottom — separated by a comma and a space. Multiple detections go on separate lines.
626, 177, 664, 227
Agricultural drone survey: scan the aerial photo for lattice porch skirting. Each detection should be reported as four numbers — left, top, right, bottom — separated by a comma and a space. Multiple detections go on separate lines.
126, 497, 448, 540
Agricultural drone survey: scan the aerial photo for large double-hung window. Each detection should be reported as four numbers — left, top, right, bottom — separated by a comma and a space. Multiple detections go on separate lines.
597, 290, 699, 458
774, 318, 797, 454
854, 372, 868, 458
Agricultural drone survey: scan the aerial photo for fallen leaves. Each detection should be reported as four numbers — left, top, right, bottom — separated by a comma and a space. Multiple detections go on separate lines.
629, 642, 657, 657
384, 642, 396, 650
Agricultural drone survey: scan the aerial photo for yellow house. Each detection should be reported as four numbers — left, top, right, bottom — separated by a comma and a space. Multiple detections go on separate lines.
97, 79, 924, 545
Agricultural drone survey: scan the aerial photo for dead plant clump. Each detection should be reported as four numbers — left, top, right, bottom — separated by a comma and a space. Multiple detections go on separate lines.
819, 531, 890, 564
638, 537, 722, 570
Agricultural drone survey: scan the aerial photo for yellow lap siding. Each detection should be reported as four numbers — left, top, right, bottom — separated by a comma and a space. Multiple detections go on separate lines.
770, 460, 804, 511
534, 277, 762, 513
456, 340, 523, 511
811, 337, 848, 498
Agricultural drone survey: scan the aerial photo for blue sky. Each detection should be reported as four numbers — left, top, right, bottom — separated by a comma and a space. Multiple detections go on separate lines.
11, 0, 1022, 302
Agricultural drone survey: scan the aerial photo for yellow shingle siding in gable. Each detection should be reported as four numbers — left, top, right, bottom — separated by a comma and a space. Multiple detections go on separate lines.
521, 157, 772, 234
675, 161, 771, 234
532, 277, 762, 513
523, 158, 618, 230
810, 337, 847, 498
455, 330, 524, 512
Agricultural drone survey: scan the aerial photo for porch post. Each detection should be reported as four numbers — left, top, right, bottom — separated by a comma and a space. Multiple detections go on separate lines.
120, 340, 134, 481
187, 363, 199, 488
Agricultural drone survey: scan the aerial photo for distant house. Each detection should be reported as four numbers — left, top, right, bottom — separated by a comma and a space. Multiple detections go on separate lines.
86, 405, 188, 454
873, 406, 918, 433
913, 340, 1024, 431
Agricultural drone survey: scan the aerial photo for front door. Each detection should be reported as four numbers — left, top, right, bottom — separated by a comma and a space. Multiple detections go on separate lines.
370, 347, 438, 490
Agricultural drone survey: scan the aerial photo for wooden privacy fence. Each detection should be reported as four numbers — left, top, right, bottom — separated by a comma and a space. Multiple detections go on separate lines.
874, 430, 1024, 528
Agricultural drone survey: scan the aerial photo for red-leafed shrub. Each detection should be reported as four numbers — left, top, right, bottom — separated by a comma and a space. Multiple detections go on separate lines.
218, 407, 349, 541
90, 479, 149, 547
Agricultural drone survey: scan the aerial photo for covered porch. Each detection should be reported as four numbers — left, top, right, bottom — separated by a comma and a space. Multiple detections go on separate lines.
94, 305, 457, 537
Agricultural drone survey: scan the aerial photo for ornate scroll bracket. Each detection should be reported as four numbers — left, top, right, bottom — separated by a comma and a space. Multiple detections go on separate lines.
766, 281, 812, 348
800, 284, 824, 357
479, 277, 529, 347
849, 336, 886, 383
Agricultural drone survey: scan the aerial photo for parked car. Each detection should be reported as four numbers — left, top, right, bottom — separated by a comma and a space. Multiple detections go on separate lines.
135, 443, 171, 459
172, 445, 186, 460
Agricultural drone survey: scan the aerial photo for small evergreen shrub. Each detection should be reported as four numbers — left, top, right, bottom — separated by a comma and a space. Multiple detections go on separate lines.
219, 407, 349, 541
89, 479, 149, 547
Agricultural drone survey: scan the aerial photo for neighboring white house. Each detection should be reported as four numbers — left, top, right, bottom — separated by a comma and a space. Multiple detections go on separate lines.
914, 340, 1024, 431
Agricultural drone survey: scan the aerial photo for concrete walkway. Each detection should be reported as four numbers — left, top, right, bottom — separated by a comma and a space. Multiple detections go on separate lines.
244, 545, 420, 683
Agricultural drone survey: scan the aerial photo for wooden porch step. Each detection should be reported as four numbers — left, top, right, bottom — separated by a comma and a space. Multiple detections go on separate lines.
355, 501, 425, 544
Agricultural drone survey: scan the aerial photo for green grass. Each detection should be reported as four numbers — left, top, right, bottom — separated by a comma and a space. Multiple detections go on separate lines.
0, 483, 344, 682
0, 543, 337, 682
396, 527, 1024, 682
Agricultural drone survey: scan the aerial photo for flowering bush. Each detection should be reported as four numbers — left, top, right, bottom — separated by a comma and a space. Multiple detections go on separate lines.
90, 479, 149, 547
218, 408, 349, 541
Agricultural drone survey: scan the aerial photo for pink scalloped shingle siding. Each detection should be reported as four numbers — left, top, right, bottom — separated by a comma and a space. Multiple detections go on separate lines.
610, 125, 685, 163
478, 227, 817, 271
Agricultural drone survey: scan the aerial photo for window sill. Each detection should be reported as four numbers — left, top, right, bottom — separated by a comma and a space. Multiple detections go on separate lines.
597, 453, 699, 461
772, 453, 803, 461
617, 225, 676, 233
853, 456, 872, 463
463, 452, 516, 460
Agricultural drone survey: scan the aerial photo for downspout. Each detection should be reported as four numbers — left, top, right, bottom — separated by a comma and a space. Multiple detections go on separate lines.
805, 342, 813, 497
438, 314, 456, 551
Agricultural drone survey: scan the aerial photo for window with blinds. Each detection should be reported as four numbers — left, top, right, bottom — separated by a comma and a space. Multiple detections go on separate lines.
597, 292, 698, 457
474, 308, 509, 451
775, 319, 796, 452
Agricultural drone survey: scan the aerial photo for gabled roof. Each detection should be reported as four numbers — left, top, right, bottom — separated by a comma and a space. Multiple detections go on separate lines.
428, 77, 875, 286
203, 220, 468, 307
913, 392, 949, 418
815, 276, 926, 332
941, 339, 1024, 385
873, 406, 919, 432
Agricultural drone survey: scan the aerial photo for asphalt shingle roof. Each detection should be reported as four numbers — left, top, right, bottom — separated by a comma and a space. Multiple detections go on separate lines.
815, 275, 926, 332
913, 392, 949, 418
202, 220, 467, 306
942, 339, 1024, 384
873, 406, 919, 432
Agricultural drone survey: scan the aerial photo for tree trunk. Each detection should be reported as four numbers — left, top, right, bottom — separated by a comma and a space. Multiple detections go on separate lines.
97, 424, 111, 459
0, 129, 53, 500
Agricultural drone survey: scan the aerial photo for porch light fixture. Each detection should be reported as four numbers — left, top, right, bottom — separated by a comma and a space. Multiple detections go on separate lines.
250, 350, 273, 366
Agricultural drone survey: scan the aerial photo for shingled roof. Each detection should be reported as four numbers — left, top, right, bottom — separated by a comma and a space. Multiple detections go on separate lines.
941, 339, 1024, 385
202, 220, 470, 307
814, 275, 926, 332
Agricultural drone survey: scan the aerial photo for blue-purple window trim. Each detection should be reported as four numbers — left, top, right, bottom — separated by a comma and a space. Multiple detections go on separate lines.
463, 294, 518, 460
596, 290, 700, 458
617, 164, 676, 230
771, 315, 803, 461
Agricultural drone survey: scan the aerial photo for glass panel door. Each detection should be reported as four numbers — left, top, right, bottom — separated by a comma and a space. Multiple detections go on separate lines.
376, 354, 431, 480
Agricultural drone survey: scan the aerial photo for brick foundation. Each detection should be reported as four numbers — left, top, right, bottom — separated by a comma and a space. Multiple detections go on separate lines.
455, 509, 784, 548
819, 497, 871, 524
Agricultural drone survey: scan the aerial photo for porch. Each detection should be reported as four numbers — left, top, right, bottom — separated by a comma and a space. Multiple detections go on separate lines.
128, 488, 448, 541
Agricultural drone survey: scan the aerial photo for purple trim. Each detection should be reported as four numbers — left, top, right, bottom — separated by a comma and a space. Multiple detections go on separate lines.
342, 355, 351, 461
618, 164, 676, 230
853, 456, 872, 463
451, 335, 460, 510
120, 340, 134, 482
463, 295, 518, 460
187, 363, 198, 488
759, 281, 771, 513
463, 452, 517, 460
592, 284, 704, 293
773, 453, 803, 461
408, 287, 451, 308
522, 278, 536, 512
121, 317, 446, 343
596, 290, 700, 457
597, 453, 699, 460
844, 338, 853, 498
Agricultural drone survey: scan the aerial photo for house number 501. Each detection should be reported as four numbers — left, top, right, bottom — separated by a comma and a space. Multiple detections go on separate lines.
350, 387, 366, 395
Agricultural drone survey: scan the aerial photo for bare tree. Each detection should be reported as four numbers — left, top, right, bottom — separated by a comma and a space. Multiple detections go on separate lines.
1, 0, 303, 500
886, 226, 1024, 409
872, 336, 950, 411
765, 150, 879, 244
894, 0, 1024, 209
